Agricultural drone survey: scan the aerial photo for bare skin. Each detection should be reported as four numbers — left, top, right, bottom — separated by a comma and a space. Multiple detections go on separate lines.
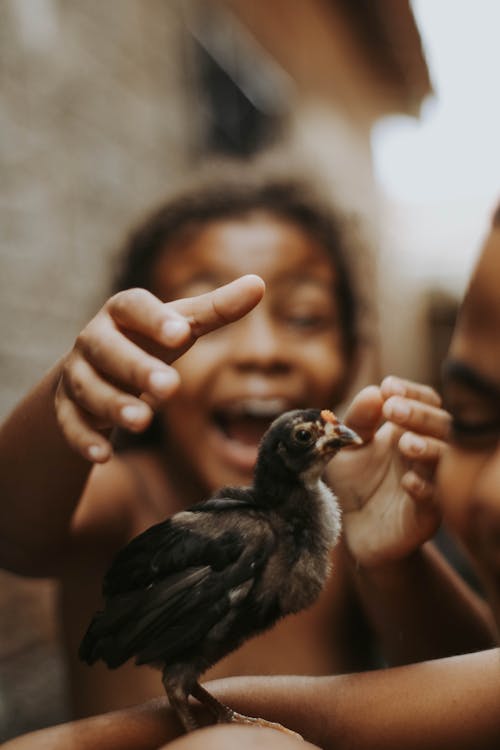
59, 371, 493, 718
5, 214, 500, 750
56, 218, 372, 715
0, 216, 494, 724
4, 650, 500, 750
0, 274, 266, 571
438, 223, 500, 626
336, 377, 495, 663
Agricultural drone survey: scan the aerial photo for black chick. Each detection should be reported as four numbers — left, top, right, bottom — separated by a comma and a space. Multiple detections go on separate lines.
79, 408, 361, 733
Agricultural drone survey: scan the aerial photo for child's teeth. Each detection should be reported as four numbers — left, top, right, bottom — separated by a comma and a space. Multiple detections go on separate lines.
228, 398, 288, 417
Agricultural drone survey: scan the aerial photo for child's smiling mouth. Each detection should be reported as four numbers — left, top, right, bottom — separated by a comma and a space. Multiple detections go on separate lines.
210, 397, 294, 472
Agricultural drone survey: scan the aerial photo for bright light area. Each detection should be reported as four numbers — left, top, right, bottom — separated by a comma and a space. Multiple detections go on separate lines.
372, 0, 500, 291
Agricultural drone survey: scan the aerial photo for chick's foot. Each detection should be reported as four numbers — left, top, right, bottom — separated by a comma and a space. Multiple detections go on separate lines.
192, 683, 303, 740
225, 710, 304, 740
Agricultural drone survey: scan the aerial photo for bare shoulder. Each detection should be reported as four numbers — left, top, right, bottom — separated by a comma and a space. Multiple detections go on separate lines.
71, 448, 176, 552
69, 455, 136, 552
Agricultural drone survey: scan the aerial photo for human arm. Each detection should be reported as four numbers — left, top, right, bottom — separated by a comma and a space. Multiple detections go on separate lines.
5, 649, 500, 750
437, 430, 500, 636
328, 376, 496, 663
0, 275, 264, 575
346, 539, 495, 664
452, 512, 500, 635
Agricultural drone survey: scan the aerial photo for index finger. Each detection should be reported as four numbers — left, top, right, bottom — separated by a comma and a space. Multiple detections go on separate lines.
381, 376, 442, 407
171, 274, 265, 339
383, 396, 451, 441
343, 385, 384, 443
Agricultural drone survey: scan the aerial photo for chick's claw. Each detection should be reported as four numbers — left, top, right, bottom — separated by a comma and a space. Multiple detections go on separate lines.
193, 684, 303, 739
226, 712, 304, 740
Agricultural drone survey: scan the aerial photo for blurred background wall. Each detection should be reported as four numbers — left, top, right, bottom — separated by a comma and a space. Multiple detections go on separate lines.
1, 0, 497, 741
374, 0, 500, 389
1, 2, 195, 736
0, 0, 432, 424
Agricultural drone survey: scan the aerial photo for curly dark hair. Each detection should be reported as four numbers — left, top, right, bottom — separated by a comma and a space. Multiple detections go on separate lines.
111, 168, 365, 450
113, 171, 361, 365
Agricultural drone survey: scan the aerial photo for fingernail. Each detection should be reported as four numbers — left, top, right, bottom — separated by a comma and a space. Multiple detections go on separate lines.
149, 369, 178, 396
121, 404, 150, 424
87, 444, 108, 462
387, 398, 410, 421
406, 434, 426, 455
386, 376, 405, 396
410, 473, 428, 494
161, 318, 190, 345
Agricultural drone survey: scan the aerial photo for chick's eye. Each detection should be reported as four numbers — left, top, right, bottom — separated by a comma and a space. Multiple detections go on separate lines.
294, 428, 314, 444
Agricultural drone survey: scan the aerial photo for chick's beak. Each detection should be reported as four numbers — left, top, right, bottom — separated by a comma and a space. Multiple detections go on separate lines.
316, 421, 363, 455
334, 423, 363, 447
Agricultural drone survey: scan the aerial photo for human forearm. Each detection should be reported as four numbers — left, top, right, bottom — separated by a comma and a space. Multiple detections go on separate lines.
349, 541, 497, 664
6, 651, 500, 750
0, 361, 92, 573
469, 566, 500, 639
208, 651, 500, 750
1, 697, 182, 750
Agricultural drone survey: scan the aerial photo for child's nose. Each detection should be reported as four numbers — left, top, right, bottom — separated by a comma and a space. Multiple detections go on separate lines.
229, 309, 290, 373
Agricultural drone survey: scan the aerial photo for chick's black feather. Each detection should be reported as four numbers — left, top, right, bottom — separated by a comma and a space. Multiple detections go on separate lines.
80, 496, 275, 671
79, 408, 360, 734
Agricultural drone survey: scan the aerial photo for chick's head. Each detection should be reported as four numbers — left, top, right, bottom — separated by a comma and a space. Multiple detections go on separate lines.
258, 408, 362, 480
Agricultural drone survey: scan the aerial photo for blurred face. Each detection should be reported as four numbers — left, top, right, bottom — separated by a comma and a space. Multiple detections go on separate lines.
152, 212, 347, 493
438, 226, 500, 568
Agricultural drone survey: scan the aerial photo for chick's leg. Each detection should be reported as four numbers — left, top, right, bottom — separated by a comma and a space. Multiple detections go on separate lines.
163, 671, 199, 733
191, 682, 303, 740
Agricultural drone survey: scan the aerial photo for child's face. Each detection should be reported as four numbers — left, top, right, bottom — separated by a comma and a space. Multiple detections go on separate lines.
438, 225, 500, 560
152, 212, 347, 491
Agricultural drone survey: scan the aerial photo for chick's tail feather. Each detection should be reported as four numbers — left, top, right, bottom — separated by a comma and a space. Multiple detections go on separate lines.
78, 588, 147, 667
79, 613, 106, 666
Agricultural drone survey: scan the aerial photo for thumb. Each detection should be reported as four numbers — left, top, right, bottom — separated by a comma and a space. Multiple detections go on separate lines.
343, 385, 384, 442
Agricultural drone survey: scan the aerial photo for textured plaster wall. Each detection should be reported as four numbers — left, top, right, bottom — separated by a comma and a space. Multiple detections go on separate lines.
0, 0, 194, 739
0, 0, 192, 420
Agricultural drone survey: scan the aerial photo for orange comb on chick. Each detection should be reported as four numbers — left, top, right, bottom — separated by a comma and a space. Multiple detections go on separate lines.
320, 409, 339, 424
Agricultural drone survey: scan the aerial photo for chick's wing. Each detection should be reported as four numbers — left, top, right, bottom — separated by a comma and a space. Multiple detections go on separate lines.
80, 498, 276, 668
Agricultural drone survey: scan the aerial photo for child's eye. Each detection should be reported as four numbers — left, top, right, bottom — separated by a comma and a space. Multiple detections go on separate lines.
281, 307, 337, 332
274, 283, 338, 334
286, 314, 329, 330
